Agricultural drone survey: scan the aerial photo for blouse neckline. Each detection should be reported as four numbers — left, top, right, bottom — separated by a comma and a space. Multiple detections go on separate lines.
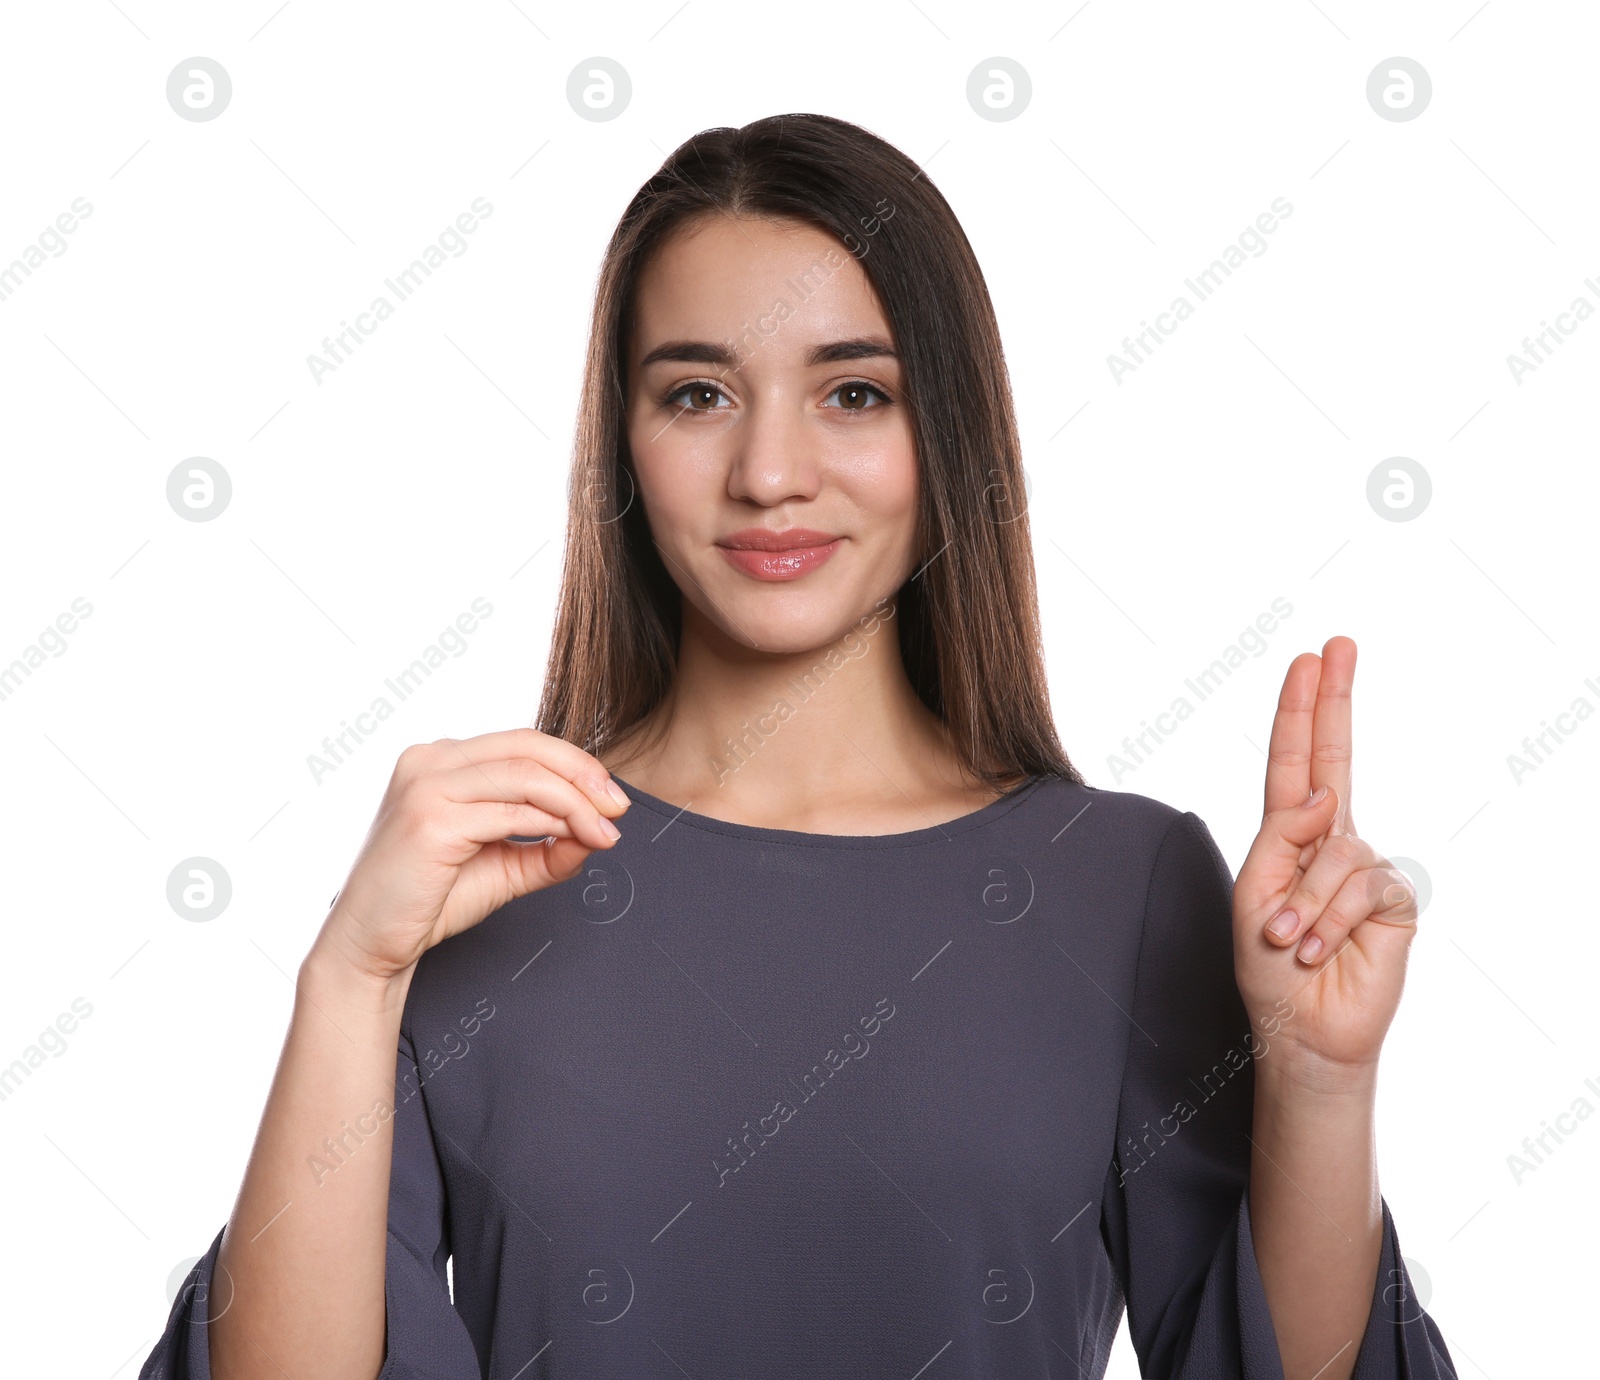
609, 772, 1048, 850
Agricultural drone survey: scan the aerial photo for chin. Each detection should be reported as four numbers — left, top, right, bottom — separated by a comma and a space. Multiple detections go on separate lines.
733, 614, 852, 657
705, 591, 870, 658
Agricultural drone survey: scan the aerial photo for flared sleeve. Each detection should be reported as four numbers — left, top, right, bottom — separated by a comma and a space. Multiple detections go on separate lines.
139, 1024, 483, 1379
1098, 810, 1458, 1379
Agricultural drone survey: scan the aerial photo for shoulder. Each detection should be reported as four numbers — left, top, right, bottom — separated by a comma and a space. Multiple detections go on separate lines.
1020, 772, 1194, 847
1016, 774, 1229, 897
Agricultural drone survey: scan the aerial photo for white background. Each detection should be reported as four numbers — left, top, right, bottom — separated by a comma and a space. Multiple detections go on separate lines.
1, 2, 1593, 1375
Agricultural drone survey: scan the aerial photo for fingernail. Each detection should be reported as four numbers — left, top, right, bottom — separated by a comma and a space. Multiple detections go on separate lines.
1307, 785, 1328, 806
605, 779, 630, 807
1267, 908, 1300, 940
601, 818, 621, 841
1297, 933, 1324, 963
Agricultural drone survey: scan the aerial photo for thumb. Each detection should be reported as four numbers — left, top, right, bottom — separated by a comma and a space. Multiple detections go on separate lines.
503, 834, 594, 902
1238, 785, 1341, 904
540, 834, 595, 884
1262, 783, 1341, 857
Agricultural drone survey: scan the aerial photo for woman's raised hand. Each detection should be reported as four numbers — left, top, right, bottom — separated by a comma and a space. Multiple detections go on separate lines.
317, 728, 631, 983
1231, 637, 1420, 1082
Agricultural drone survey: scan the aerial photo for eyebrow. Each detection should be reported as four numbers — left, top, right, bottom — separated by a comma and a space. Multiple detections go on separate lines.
636, 336, 899, 371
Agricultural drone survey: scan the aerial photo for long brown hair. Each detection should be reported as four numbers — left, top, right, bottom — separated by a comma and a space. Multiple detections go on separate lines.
534, 112, 1084, 791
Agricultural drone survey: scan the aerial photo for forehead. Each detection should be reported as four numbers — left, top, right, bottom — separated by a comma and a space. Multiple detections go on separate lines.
630, 215, 891, 362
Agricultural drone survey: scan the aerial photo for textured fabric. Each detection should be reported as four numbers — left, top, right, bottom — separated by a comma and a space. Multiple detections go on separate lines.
140, 775, 1457, 1379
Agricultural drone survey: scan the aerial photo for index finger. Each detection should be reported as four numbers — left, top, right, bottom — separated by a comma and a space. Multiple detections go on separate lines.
432, 727, 630, 814
1263, 652, 1322, 818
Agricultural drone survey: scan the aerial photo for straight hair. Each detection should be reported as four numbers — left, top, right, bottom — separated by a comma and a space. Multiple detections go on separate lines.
534, 112, 1084, 792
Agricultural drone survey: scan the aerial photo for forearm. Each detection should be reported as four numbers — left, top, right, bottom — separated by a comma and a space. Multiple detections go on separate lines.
210, 937, 415, 1380
1248, 1058, 1383, 1380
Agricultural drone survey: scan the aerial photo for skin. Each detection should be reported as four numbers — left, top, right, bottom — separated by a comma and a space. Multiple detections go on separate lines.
199, 216, 1420, 1380
206, 730, 628, 1380
601, 212, 1023, 827
1235, 635, 1422, 1380
606, 216, 1421, 1376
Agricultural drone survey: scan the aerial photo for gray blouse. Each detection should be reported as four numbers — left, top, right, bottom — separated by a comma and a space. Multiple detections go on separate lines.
140, 773, 1456, 1378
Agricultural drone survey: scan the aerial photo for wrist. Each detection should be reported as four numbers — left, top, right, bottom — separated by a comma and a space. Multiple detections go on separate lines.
299, 936, 415, 1014
1255, 1046, 1380, 1102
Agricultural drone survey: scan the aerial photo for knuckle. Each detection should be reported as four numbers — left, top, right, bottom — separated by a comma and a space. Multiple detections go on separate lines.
1295, 876, 1329, 909
1305, 906, 1353, 950
1319, 833, 1361, 869
428, 735, 469, 765
395, 742, 430, 774
1378, 868, 1417, 910
1323, 891, 1360, 931
509, 755, 558, 798
1268, 803, 1305, 835
397, 797, 445, 845
399, 778, 441, 819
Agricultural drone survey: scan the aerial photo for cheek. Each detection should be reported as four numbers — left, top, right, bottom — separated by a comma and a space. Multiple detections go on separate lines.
842, 437, 918, 524
626, 420, 716, 536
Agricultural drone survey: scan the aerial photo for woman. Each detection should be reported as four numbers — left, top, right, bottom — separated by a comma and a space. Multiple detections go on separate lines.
141, 114, 1456, 1380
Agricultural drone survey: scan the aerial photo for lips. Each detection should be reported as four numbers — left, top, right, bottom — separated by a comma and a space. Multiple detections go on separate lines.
718, 528, 841, 552
716, 528, 843, 582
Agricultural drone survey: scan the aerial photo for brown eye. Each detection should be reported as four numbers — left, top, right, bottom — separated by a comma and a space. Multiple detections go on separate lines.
823, 381, 892, 412
661, 382, 731, 412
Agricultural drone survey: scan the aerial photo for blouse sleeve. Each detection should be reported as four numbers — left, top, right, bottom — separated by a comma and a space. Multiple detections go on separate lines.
138, 1024, 483, 1380
1098, 809, 1458, 1379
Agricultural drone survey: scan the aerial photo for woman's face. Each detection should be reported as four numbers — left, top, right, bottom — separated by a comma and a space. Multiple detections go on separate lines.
624, 215, 918, 656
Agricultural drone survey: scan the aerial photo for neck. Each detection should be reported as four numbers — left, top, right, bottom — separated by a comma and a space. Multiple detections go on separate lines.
602, 593, 974, 812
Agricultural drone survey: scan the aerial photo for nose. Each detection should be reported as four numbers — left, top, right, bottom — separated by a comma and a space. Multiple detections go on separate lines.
724, 387, 823, 506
